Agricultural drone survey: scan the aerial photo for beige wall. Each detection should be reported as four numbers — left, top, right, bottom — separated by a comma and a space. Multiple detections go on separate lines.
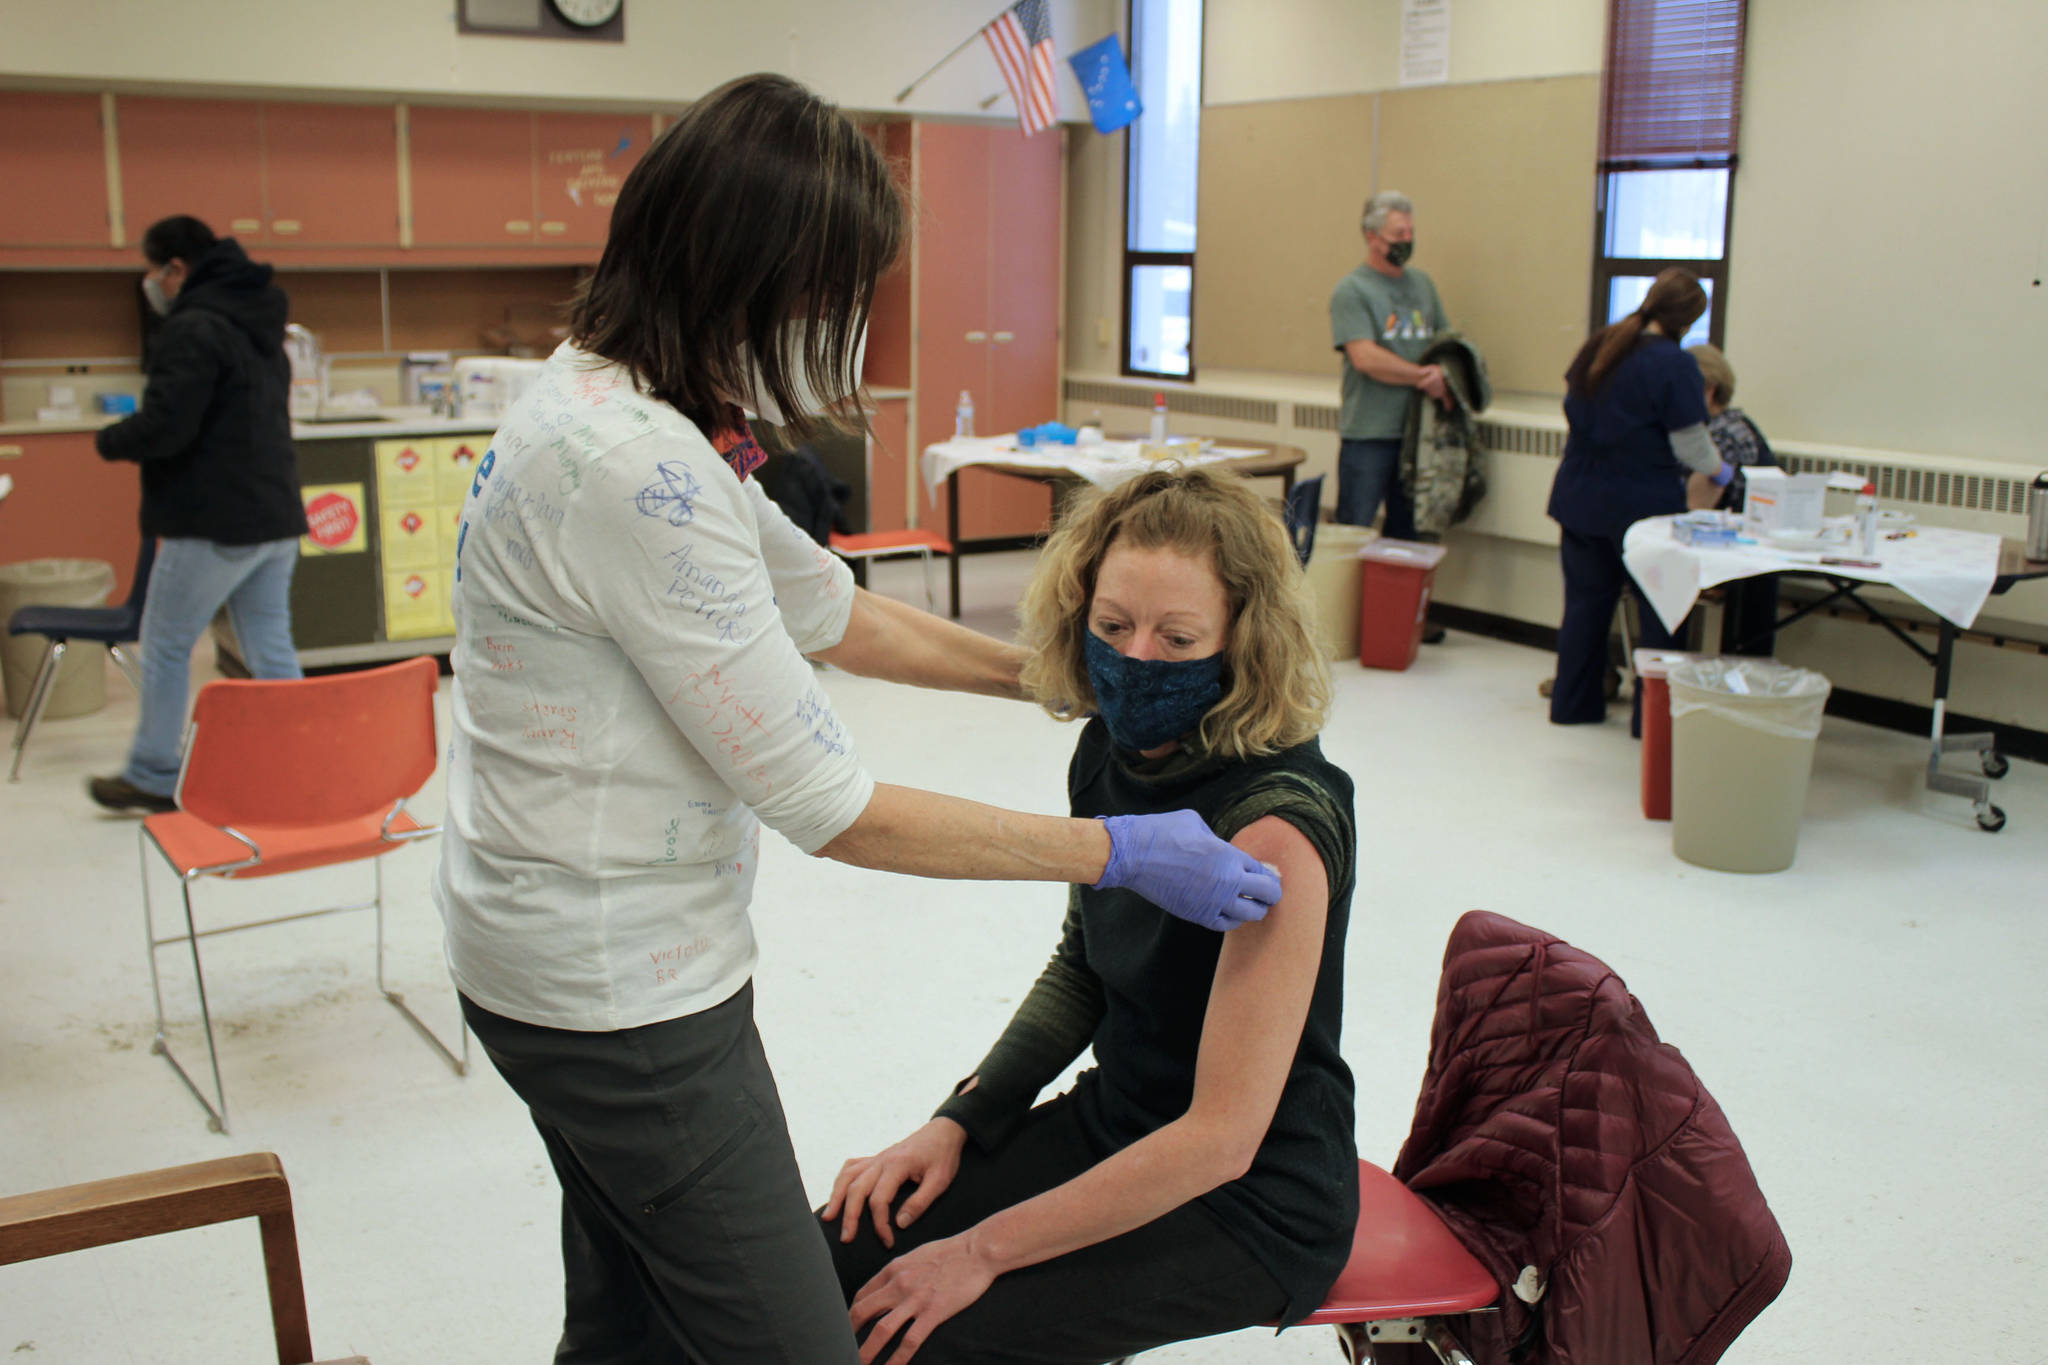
0, 0, 1115, 120
1204, 0, 1603, 105
1728, 0, 2048, 466
1187, 76, 1599, 392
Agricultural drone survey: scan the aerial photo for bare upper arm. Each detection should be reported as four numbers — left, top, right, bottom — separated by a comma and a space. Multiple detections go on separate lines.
1184, 815, 1332, 1161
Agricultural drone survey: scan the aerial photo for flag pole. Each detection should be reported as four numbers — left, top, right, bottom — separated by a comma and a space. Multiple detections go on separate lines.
894, 2, 1015, 103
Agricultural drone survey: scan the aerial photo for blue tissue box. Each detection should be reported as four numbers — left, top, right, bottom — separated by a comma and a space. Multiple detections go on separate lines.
95, 393, 139, 415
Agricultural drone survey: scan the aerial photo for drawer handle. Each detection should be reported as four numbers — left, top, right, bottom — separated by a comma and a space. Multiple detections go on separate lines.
272, 219, 302, 235
0, 444, 23, 459
506, 220, 533, 234
964, 330, 988, 343
231, 217, 262, 233
539, 220, 568, 235
992, 330, 1015, 343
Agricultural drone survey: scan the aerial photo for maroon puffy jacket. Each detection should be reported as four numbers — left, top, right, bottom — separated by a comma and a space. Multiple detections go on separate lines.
1393, 912, 1791, 1365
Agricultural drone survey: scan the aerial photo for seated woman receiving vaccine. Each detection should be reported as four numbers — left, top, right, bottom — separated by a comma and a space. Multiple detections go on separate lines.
822, 467, 1360, 1365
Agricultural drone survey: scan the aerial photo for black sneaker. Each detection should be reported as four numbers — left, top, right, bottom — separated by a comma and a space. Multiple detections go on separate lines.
87, 775, 177, 815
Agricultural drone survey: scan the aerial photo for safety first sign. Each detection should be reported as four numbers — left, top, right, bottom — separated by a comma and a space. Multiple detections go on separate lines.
301, 483, 367, 555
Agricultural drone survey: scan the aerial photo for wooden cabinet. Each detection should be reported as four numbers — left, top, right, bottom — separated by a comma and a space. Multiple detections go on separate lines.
261, 103, 400, 247
407, 107, 538, 248
0, 432, 144, 598
911, 121, 1062, 543
115, 99, 399, 250
534, 112, 652, 246
0, 94, 113, 248
117, 98, 267, 245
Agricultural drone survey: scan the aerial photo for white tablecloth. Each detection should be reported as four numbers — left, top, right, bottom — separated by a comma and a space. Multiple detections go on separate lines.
920, 436, 1266, 496
1623, 516, 2003, 632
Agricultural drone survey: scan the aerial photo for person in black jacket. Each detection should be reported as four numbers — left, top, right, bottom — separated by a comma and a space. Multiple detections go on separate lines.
88, 216, 308, 813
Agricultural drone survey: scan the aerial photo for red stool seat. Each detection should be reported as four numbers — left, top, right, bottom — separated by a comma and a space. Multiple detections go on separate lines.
1297, 1159, 1498, 1326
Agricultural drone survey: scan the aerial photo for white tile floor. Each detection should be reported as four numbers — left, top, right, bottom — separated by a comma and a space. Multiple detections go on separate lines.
3, 550, 2044, 1364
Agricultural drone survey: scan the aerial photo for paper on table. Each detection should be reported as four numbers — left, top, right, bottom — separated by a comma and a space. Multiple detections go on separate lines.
1624, 515, 2002, 632
921, 436, 1254, 495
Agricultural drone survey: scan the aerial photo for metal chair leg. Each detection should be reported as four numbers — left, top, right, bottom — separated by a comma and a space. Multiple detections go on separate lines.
918, 548, 936, 612
107, 642, 143, 694
8, 639, 64, 782
373, 857, 469, 1075
139, 828, 231, 1132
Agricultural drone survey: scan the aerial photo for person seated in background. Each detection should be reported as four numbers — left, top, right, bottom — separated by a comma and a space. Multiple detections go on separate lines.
821, 467, 1359, 1365
1688, 344, 1776, 512
1689, 343, 1781, 655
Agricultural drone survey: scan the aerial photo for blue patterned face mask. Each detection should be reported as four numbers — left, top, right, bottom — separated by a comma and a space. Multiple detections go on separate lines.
1084, 630, 1226, 752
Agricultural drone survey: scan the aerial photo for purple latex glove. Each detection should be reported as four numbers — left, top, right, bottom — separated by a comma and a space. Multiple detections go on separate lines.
1093, 811, 1283, 931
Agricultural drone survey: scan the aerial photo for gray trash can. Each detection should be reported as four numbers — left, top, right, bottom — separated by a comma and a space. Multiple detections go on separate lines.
1301, 524, 1375, 661
0, 558, 116, 720
1668, 658, 1831, 873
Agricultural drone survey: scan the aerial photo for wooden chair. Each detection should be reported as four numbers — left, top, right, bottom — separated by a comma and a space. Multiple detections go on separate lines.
138, 655, 467, 1133
0, 1152, 366, 1364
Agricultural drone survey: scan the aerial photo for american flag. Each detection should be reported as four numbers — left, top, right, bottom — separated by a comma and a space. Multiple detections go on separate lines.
983, 0, 1059, 136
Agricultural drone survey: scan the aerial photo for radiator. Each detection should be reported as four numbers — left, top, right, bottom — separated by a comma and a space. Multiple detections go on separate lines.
1062, 372, 2045, 632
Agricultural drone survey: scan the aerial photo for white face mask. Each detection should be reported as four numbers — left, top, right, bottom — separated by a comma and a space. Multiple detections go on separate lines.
741, 321, 867, 427
142, 274, 172, 317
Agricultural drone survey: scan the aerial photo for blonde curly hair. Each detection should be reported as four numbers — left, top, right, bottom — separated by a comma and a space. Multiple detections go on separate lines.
1018, 466, 1332, 758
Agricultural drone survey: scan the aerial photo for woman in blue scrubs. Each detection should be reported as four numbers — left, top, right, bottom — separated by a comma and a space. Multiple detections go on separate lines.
1547, 268, 1732, 725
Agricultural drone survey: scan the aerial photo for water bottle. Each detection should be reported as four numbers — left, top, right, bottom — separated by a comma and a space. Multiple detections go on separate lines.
954, 390, 974, 440
2027, 471, 2048, 562
1148, 393, 1169, 444
1856, 483, 1878, 556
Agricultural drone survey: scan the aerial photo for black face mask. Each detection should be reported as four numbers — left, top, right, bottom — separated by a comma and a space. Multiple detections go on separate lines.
1385, 240, 1414, 268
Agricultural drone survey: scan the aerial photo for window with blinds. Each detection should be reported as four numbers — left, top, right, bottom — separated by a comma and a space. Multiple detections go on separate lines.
1591, 0, 1748, 348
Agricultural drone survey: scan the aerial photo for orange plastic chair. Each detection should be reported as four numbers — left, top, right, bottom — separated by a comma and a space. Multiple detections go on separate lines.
827, 529, 954, 612
136, 656, 467, 1133
1110, 1159, 1496, 1364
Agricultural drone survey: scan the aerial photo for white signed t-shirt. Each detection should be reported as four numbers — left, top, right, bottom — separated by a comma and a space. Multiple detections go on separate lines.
433, 343, 872, 1031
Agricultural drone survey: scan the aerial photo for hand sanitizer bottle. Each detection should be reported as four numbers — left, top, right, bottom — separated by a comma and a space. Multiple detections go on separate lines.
954, 390, 975, 439
1149, 393, 1169, 444
1857, 482, 1878, 556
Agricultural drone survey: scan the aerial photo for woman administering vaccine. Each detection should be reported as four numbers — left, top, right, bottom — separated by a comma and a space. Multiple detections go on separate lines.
435, 75, 1279, 1365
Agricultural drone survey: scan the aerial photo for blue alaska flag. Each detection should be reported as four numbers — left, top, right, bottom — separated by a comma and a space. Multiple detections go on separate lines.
1068, 34, 1142, 134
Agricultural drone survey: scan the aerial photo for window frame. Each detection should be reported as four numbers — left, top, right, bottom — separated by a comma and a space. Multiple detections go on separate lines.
1120, 0, 1202, 383
1589, 0, 1748, 351
1589, 159, 1738, 348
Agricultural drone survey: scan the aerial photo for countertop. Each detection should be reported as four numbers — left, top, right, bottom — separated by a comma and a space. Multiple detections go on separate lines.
4, 393, 917, 440
0, 408, 499, 440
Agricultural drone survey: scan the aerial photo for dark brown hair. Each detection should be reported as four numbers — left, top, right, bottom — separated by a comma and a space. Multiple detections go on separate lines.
142, 215, 217, 267
568, 74, 904, 440
1566, 267, 1708, 397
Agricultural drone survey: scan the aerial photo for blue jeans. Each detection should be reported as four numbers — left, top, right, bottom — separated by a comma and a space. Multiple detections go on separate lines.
123, 536, 302, 796
1335, 438, 1417, 540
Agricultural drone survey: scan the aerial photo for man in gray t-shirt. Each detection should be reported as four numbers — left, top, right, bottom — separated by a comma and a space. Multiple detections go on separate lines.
1328, 191, 1449, 540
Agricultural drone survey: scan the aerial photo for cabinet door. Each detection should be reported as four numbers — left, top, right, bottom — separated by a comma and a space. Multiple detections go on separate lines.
0, 94, 113, 247
262, 102, 401, 247
118, 98, 266, 244
979, 126, 1062, 539
534, 112, 651, 246
408, 107, 536, 246
911, 122, 995, 538
0, 434, 144, 597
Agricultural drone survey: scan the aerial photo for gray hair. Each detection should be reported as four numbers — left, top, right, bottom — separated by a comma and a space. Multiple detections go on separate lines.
1361, 191, 1414, 236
